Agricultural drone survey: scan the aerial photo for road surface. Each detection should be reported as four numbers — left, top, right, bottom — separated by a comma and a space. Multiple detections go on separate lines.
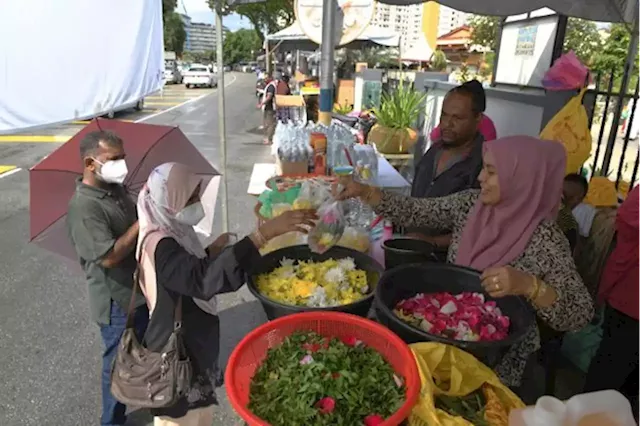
0, 72, 268, 426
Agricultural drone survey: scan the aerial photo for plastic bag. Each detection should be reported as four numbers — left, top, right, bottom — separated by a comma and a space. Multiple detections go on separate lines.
539, 88, 592, 174
308, 200, 346, 254
542, 51, 589, 91
353, 144, 378, 184
293, 181, 314, 210
257, 186, 300, 219
337, 226, 370, 252
260, 231, 308, 255
408, 342, 524, 426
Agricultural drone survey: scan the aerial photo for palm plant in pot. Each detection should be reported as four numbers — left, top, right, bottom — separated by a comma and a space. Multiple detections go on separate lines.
369, 83, 426, 154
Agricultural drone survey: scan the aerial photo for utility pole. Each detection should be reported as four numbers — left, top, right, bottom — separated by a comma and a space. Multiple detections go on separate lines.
215, 0, 228, 232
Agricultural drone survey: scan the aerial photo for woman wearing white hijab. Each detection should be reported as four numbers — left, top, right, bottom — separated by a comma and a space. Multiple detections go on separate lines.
136, 163, 316, 425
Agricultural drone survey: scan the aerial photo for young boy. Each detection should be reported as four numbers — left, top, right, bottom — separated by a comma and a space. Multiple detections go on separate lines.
563, 173, 596, 238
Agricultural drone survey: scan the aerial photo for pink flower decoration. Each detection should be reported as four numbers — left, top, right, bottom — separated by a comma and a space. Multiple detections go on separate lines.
300, 354, 314, 365
364, 414, 385, 425
315, 397, 336, 414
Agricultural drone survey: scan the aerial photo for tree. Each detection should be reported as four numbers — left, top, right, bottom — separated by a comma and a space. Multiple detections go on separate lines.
563, 18, 603, 65
469, 16, 501, 51
207, 0, 294, 42
430, 50, 447, 71
164, 12, 187, 56
591, 23, 639, 92
223, 29, 262, 64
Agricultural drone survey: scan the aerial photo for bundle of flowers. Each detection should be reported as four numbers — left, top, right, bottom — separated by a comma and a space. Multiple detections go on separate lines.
256, 258, 368, 307
394, 292, 510, 342
248, 331, 405, 425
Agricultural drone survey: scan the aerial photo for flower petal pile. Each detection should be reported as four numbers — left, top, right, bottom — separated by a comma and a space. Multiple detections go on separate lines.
394, 292, 510, 342
256, 258, 369, 307
248, 331, 405, 425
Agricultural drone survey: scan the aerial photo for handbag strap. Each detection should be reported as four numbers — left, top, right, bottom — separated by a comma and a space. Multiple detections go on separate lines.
125, 230, 183, 330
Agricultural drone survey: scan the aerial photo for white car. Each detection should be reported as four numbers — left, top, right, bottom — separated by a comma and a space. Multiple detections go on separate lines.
164, 67, 182, 84
183, 64, 217, 89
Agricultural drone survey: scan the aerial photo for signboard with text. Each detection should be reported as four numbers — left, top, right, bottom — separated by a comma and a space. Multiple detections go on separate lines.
515, 26, 537, 56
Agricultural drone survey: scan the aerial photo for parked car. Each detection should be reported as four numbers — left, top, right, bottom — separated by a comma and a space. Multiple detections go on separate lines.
183, 64, 217, 88
164, 67, 182, 84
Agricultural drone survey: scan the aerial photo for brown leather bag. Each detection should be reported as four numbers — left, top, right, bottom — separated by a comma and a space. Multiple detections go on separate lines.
110, 242, 192, 408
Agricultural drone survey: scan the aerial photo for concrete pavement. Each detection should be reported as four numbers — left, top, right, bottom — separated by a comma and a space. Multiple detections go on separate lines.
0, 72, 269, 425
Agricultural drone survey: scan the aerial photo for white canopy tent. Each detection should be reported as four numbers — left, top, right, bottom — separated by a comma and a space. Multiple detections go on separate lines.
372, 0, 635, 23
266, 21, 401, 51
401, 35, 434, 62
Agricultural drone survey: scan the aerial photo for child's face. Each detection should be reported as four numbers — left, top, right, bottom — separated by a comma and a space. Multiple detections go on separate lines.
563, 181, 585, 210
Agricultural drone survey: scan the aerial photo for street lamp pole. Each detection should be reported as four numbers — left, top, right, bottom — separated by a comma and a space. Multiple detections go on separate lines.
215, 0, 229, 232
318, 0, 336, 125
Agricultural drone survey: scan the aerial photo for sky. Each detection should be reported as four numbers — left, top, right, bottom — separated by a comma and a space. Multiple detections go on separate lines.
181, 0, 253, 31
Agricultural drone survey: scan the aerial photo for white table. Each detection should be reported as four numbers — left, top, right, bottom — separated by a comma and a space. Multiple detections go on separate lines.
246, 156, 410, 196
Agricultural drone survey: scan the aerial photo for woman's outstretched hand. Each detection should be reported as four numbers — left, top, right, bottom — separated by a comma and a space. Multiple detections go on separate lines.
260, 209, 318, 240
333, 176, 368, 200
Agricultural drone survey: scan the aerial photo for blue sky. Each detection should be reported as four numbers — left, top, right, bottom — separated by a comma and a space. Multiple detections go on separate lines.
181, 0, 253, 31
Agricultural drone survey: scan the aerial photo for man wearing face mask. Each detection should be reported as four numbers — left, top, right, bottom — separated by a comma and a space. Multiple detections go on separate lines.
66, 130, 149, 426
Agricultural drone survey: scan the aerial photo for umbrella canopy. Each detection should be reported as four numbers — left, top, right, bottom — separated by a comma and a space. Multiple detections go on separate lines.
401, 35, 435, 62
373, 0, 635, 23
266, 21, 401, 51
30, 118, 219, 261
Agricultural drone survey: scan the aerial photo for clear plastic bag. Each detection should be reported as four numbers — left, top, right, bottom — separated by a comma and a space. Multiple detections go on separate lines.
293, 181, 314, 210
308, 200, 346, 254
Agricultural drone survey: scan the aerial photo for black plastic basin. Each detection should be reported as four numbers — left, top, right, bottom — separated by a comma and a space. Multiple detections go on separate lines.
382, 238, 437, 269
374, 263, 534, 367
247, 245, 383, 320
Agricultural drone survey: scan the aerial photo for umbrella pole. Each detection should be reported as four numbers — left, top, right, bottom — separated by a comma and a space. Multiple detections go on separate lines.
215, 0, 229, 233
318, 0, 336, 126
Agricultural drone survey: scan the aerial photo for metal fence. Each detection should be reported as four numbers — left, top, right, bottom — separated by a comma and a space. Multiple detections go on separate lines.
585, 69, 639, 191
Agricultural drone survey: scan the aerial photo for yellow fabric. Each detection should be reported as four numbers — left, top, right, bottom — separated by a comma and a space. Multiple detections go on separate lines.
584, 176, 619, 207
153, 406, 215, 426
539, 88, 592, 174
408, 343, 525, 426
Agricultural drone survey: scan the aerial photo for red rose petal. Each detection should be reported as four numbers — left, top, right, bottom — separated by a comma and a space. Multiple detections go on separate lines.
364, 414, 385, 426
315, 397, 336, 414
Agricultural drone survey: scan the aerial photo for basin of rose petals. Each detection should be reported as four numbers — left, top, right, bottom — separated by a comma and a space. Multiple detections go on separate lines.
394, 292, 510, 342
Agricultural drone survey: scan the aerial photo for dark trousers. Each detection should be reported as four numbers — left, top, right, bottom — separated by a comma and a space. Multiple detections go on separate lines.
584, 305, 639, 417
264, 109, 276, 142
99, 300, 149, 426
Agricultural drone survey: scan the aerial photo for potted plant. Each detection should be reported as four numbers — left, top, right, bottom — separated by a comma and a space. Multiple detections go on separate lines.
369, 83, 426, 154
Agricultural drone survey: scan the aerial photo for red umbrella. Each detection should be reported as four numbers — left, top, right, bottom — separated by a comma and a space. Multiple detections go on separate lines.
30, 118, 219, 261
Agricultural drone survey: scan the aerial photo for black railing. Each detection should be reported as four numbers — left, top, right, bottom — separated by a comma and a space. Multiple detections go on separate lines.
585, 69, 639, 190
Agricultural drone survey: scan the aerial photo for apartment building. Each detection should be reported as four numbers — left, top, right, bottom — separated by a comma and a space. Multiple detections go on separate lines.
372, 3, 425, 52
437, 5, 472, 37
189, 22, 216, 52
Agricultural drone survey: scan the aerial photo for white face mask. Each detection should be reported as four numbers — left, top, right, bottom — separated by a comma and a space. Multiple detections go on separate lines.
175, 202, 205, 226
94, 158, 128, 185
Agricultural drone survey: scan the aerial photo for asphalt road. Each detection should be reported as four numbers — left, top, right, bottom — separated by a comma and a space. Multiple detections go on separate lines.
0, 72, 270, 426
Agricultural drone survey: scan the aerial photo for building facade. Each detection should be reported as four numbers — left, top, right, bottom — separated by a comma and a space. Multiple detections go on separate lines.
437, 6, 472, 37
180, 14, 192, 52
371, 3, 424, 52
189, 22, 216, 52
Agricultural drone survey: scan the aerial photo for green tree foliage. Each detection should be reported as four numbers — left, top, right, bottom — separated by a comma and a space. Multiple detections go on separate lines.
430, 50, 448, 71
164, 12, 187, 56
208, 0, 294, 42
223, 29, 262, 64
591, 23, 639, 92
563, 18, 603, 65
469, 16, 501, 50
162, 0, 186, 56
